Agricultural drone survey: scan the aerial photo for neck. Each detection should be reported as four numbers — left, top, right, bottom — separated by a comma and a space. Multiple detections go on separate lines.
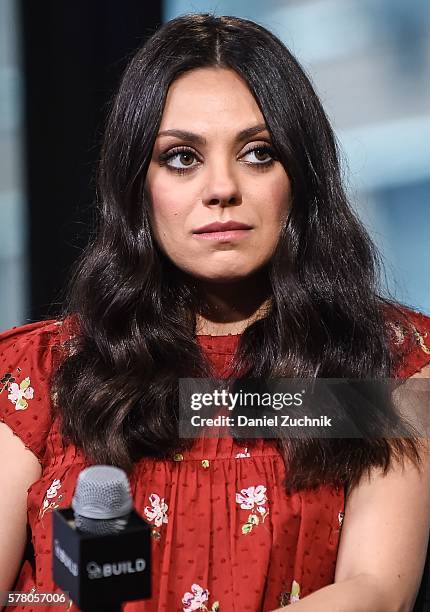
195, 272, 271, 336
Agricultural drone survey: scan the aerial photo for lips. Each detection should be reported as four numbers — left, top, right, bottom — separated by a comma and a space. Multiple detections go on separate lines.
193, 221, 252, 234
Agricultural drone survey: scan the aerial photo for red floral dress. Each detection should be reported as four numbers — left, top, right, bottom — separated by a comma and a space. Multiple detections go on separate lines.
1, 307, 429, 612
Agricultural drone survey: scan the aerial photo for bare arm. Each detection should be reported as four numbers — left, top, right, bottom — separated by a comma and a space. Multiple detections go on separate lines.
271, 363, 430, 612
0, 422, 42, 592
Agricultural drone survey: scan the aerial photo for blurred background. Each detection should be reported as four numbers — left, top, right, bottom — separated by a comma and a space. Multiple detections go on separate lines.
1, 0, 429, 330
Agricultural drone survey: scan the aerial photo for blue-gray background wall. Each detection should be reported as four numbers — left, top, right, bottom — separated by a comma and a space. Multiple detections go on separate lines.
0, 0, 26, 329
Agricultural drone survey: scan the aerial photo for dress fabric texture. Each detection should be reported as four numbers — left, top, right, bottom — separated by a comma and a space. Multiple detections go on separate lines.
1, 307, 430, 612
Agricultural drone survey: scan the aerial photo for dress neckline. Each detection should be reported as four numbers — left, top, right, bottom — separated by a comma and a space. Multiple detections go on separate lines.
196, 332, 241, 354
196, 333, 242, 338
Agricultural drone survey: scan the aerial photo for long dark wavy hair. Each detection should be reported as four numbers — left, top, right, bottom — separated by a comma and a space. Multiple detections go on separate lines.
53, 13, 421, 492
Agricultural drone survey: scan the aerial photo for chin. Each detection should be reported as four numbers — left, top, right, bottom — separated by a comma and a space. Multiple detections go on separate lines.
190, 268, 257, 284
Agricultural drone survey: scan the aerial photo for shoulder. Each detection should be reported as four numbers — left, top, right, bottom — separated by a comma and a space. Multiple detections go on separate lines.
0, 317, 77, 461
1, 317, 62, 352
0, 315, 79, 361
383, 303, 430, 378
0, 318, 74, 380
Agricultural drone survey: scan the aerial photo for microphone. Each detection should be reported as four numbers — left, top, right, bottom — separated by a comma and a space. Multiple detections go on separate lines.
53, 465, 151, 611
72, 465, 133, 536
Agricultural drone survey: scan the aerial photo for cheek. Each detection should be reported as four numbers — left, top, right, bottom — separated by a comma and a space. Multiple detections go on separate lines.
147, 178, 186, 240
275, 175, 291, 220
257, 176, 291, 229
151, 202, 180, 237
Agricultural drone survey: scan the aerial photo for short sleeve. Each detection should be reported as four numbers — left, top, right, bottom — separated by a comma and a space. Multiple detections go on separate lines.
386, 306, 430, 378
0, 319, 64, 462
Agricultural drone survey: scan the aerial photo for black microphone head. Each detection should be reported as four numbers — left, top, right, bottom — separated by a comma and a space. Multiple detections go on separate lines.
72, 466, 133, 534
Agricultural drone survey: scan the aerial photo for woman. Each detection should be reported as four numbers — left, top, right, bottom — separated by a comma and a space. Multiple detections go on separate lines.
1, 13, 430, 612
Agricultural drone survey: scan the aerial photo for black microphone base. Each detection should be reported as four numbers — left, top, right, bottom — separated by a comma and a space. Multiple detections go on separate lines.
82, 607, 122, 612
53, 508, 151, 610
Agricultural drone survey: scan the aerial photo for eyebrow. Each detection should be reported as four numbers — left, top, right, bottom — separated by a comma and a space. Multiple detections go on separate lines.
156, 123, 269, 145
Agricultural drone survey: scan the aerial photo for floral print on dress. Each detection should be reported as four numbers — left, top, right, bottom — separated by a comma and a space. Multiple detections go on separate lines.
235, 447, 251, 458
0, 370, 20, 395
7, 376, 34, 410
387, 321, 406, 346
144, 493, 168, 539
39, 479, 63, 519
387, 318, 430, 355
278, 580, 301, 606
182, 583, 219, 611
412, 325, 430, 355
290, 580, 301, 603
236, 484, 269, 534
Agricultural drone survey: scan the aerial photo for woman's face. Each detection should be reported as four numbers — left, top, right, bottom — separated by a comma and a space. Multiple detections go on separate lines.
145, 67, 291, 283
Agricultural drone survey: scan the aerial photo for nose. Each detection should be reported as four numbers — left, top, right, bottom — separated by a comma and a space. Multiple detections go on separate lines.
201, 162, 242, 207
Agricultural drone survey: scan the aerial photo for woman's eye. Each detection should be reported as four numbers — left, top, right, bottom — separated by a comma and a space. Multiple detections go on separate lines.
159, 144, 276, 174
161, 148, 199, 171
242, 145, 275, 165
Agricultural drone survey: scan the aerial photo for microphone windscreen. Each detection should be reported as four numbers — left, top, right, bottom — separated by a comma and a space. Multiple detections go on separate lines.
72, 465, 133, 520
74, 514, 129, 536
